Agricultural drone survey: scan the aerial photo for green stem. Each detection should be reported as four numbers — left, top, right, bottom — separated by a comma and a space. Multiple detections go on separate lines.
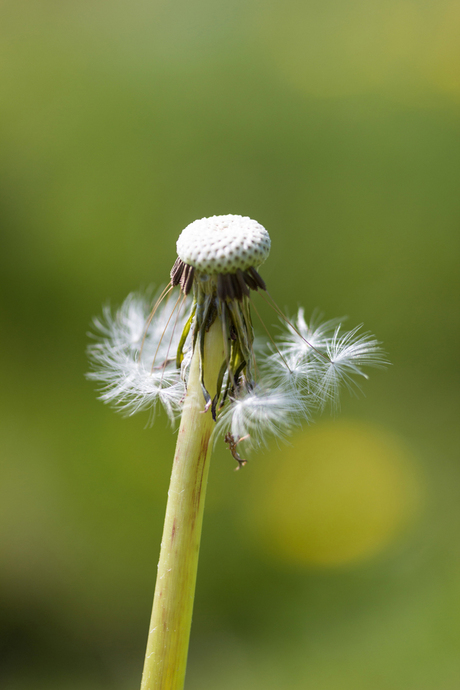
140, 317, 224, 690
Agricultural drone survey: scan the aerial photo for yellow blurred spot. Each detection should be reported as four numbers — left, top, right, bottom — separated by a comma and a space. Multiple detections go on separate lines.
245, 421, 422, 567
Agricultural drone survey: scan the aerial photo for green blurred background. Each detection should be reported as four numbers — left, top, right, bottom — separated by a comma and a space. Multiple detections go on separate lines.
1, 1, 459, 688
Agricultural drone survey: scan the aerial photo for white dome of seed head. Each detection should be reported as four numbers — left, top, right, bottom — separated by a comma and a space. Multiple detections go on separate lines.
176, 215, 271, 274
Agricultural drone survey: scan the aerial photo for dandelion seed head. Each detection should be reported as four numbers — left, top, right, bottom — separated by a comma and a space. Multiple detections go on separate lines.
88, 216, 387, 454
176, 214, 271, 274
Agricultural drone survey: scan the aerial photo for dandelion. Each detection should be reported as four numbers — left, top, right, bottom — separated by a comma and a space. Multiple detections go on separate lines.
87, 214, 386, 690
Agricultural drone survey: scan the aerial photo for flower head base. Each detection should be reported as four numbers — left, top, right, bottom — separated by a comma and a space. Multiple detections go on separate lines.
171, 214, 269, 301
176, 215, 270, 275
88, 215, 387, 458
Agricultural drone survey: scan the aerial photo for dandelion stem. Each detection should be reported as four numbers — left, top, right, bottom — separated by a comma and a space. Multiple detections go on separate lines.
140, 316, 224, 690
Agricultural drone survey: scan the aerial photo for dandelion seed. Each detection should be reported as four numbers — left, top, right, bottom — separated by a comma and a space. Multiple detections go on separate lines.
216, 382, 306, 449
313, 325, 388, 410
87, 291, 189, 423
263, 308, 387, 413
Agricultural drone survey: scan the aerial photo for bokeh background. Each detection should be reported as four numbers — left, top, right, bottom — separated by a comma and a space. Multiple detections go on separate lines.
1, 1, 460, 688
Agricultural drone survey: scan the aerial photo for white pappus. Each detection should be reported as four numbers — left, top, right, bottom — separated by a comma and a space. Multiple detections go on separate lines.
87, 292, 189, 423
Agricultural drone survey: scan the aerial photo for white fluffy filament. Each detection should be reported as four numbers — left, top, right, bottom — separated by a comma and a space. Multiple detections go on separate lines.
87, 292, 189, 423
88, 294, 386, 445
